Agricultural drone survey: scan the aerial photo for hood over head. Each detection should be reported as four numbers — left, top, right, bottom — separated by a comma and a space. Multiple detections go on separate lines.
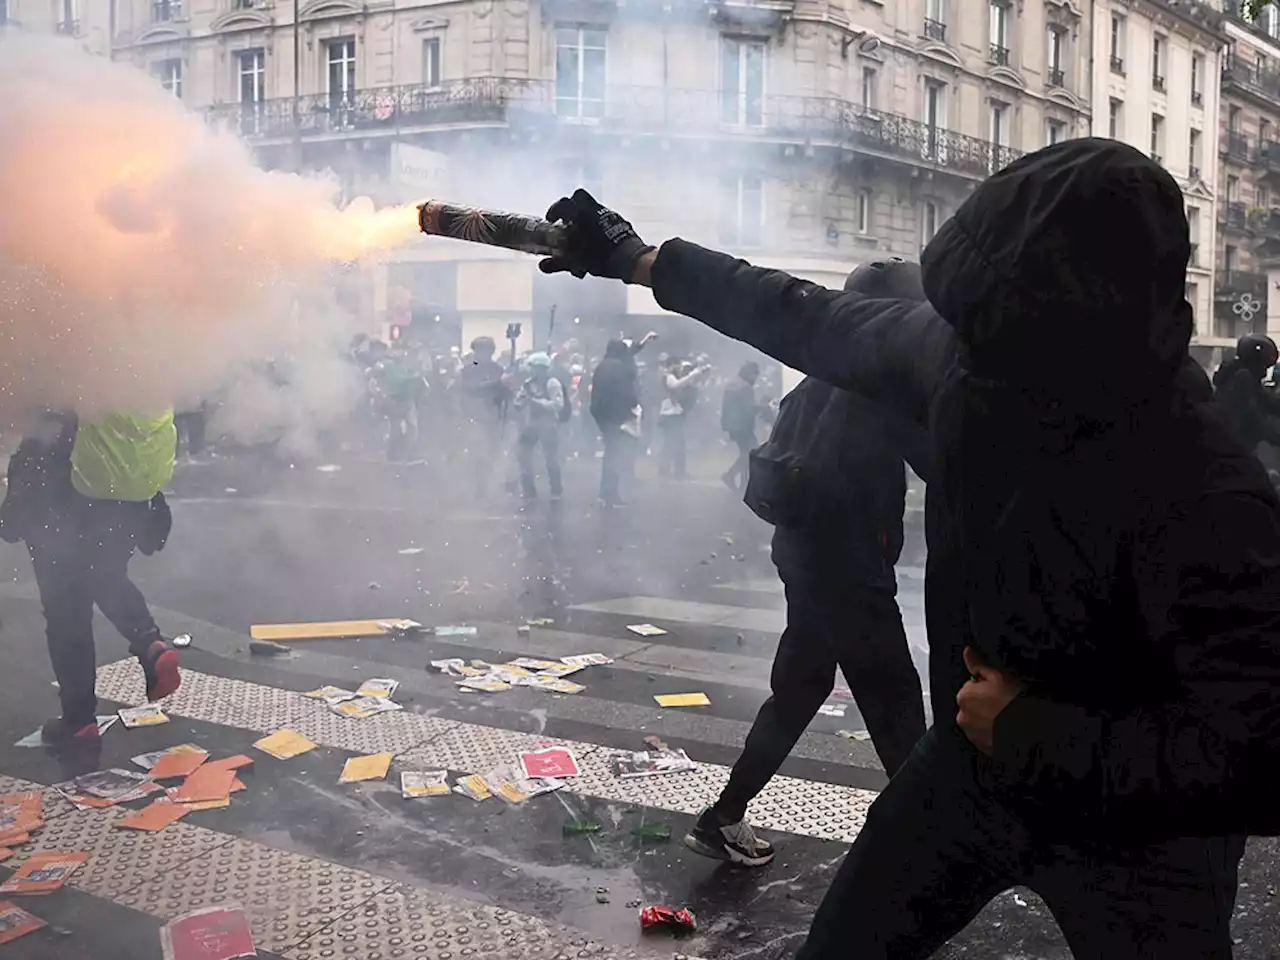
921, 138, 1191, 402
604, 339, 630, 359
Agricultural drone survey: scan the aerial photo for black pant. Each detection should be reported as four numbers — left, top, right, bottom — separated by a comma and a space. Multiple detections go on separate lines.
714, 580, 926, 823
658, 415, 687, 478
517, 423, 562, 498
723, 430, 756, 489
598, 423, 633, 502
27, 498, 160, 726
798, 723, 1245, 959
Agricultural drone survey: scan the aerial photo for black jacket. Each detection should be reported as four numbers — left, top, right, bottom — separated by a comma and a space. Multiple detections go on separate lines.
720, 380, 757, 437
648, 137, 1280, 840
1213, 358, 1280, 449
590, 342, 640, 426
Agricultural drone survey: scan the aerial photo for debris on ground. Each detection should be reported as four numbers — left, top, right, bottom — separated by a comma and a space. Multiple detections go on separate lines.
432, 625, 478, 638
483, 765, 564, 805
249, 640, 292, 658
457, 677, 510, 693
654, 693, 710, 708
160, 905, 256, 960
836, 729, 872, 741
631, 823, 672, 844
397, 547, 425, 555
339, 752, 393, 784
172, 633, 193, 648
303, 686, 357, 706
561, 653, 613, 667
626, 623, 668, 637
625, 899, 643, 909
401, 771, 449, 798
54, 769, 159, 808
253, 729, 317, 760
613, 749, 697, 778
0, 791, 48, 852
0, 851, 88, 895
0, 901, 45, 944
357, 678, 399, 698
251, 619, 415, 642
331, 695, 402, 719
562, 817, 601, 836
316, 464, 342, 473
145, 748, 210, 780
367, 581, 381, 590
508, 658, 561, 671
519, 747, 580, 779
169, 766, 236, 805
452, 774, 492, 802
119, 704, 169, 727
595, 886, 611, 904
525, 617, 556, 627
817, 704, 846, 718
643, 736, 670, 752
378, 619, 425, 638
431, 655, 603, 696
116, 800, 189, 832
639, 905, 697, 933
830, 683, 854, 701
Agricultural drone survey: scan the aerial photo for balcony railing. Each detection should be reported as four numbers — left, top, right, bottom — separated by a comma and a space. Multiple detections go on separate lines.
1221, 200, 1250, 230
1222, 58, 1280, 106
1252, 208, 1280, 238
1261, 140, 1280, 177
1224, 130, 1252, 161
1110, 55, 1125, 74
1048, 67, 1064, 87
206, 79, 1023, 179
923, 18, 946, 41
989, 44, 1010, 66
1217, 269, 1267, 299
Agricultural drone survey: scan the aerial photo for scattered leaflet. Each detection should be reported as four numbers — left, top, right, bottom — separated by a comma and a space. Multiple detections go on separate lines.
55, 769, 158, 806
116, 800, 188, 832
0, 851, 88, 895
452, 774, 491, 802
339, 753, 393, 784
519, 747, 580, 779
507, 658, 562, 671
303, 686, 356, 706
817, 704, 846, 718
401, 771, 449, 798
356, 678, 399, 698
118, 704, 169, 728
331, 695, 403, 718
456, 678, 510, 693
0, 901, 45, 943
483, 765, 564, 805
132, 744, 205, 772
253, 729, 316, 760
654, 693, 711, 708
560, 653, 614, 667
160, 905, 256, 960
613, 749, 697, 779
526, 676, 585, 695
626, 624, 668, 637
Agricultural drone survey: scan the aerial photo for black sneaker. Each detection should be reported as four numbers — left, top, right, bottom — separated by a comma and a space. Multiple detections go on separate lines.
684, 807, 775, 867
41, 717, 100, 746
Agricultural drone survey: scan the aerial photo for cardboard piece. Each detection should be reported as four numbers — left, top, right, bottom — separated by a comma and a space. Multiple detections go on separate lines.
160, 905, 256, 960
250, 620, 406, 641
170, 767, 236, 805
149, 749, 210, 780
0, 901, 45, 944
339, 752, 393, 784
0, 851, 88, 895
654, 693, 711, 708
117, 800, 189, 832
253, 729, 316, 760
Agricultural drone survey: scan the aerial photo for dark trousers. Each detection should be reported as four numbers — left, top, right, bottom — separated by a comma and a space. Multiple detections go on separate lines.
598, 423, 633, 503
714, 581, 926, 823
658, 415, 687, 478
723, 430, 756, 489
27, 498, 161, 727
797, 723, 1245, 959
517, 423, 563, 498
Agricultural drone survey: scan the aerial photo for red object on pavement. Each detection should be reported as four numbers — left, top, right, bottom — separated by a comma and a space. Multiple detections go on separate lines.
639, 905, 697, 932
160, 906, 256, 960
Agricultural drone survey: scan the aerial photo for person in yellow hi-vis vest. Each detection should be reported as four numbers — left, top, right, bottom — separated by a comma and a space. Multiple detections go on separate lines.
0, 409, 181, 746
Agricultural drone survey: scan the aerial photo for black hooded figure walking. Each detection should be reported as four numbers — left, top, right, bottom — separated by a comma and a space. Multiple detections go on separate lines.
537, 138, 1280, 957
590, 339, 642, 506
684, 258, 930, 867
1213, 333, 1280, 481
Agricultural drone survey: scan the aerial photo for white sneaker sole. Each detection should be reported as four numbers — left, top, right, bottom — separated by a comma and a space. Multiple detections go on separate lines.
683, 832, 775, 867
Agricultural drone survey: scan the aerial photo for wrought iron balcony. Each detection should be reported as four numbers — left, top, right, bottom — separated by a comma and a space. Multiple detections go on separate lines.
1216, 269, 1267, 299
1221, 200, 1250, 230
1261, 140, 1280, 177
1222, 58, 1280, 106
205, 79, 1023, 180
989, 44, 1010, 67
1252, 208, 1280, 238
1224, 130, 1252, 161
923, 18, 946, 41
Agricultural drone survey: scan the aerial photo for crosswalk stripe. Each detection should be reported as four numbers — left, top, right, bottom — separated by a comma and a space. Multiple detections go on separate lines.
570, 596, 788, 634
95, 659, 877, 844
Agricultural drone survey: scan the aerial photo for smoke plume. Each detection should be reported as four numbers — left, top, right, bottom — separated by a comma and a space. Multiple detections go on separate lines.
0, 35, 420, 428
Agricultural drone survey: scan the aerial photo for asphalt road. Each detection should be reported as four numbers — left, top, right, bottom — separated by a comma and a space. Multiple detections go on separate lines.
0, 447, 1275, 959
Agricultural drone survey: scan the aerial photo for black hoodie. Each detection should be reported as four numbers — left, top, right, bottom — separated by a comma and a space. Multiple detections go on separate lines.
590, 340, 640, 426
646, 138, 1280, 839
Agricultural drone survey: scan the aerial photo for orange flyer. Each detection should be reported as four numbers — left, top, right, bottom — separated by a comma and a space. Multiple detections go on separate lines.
0, 851, 89, 895
0, 900, 45, 944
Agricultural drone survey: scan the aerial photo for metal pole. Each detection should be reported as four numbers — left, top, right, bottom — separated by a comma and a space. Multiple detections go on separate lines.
292, 0, 301, 167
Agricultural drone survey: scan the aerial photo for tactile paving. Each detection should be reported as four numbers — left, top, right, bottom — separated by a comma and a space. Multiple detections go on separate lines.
0, 775, 74, 822
397, 724, 600, 777
289, 705, 456, 757
286, 884, 643, 960
749, 774, 876, 843
95, 657, 147, 704
159, 671, 312, 732
119, 837, 391, 953
6, 806, 233, 896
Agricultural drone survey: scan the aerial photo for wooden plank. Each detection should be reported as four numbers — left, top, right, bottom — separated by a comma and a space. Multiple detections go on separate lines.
249, 620, 396, 641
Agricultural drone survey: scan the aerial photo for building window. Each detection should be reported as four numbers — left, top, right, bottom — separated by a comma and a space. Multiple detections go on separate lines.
1046, 119, 1066, 145
861, 66, 877, 111
1108, 97, 1123, 139
1225, 244, 1238, 274
326, 38, 356, 109
1187, 205, 1200, 266
1259, 185, 1272, 210
857, 189, 873, 235
721, 37, 766, 127
1152, 35, 1165, 91
1191, 53, 1203, 105
1047, 27, 1065, 87
1110, 14, 1125, 73
925, 0, 946, 40
237, 49, 265, 104
921, 200, 941, 248
152, 0, 180, 22
1229, 104, 1242, 133
720, 175, 764, 248
423, 38, 441, 88
1150, 113, 1164, 162
1264, 5, 1280, 39
152, 59, 182, 98
1189, 128, 1201, 178
989, 2, 1010, 66
1227, 174, 1240, 203
924, 80, 948, 163
555, 27, 606, 120
1262, 118, 1273, 149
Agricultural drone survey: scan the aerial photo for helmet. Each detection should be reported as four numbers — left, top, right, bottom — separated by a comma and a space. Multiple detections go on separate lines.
1236, 333, 1279, 371
844, 257, 926, 301
526, 352, 552, 368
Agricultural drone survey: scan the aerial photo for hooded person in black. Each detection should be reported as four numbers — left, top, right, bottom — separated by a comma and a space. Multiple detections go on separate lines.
682, 258, 930, 868
590, 338, 642, 505
1213, 333, 1280, 458
539, 138, 1280, 954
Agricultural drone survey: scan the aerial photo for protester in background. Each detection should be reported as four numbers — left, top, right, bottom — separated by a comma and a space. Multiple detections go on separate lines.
458, 336, 508, 497
590, 339, 642, 507
174, 402, 209, 460
539, 139, 1280, 956
658, 356, 710, 480
514, 352, 566, 502
0, 410, 181, 746
686, 259, 930, 867
719, 360, 762, 491
1214, 333, 1280, 483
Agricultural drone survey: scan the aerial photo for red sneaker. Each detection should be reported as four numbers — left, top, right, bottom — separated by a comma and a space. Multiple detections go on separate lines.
142, 640, 181, 701
41, 717, 100, 745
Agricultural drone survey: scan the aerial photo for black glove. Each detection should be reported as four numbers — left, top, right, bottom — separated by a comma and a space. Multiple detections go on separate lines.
539, 189, 654, 281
